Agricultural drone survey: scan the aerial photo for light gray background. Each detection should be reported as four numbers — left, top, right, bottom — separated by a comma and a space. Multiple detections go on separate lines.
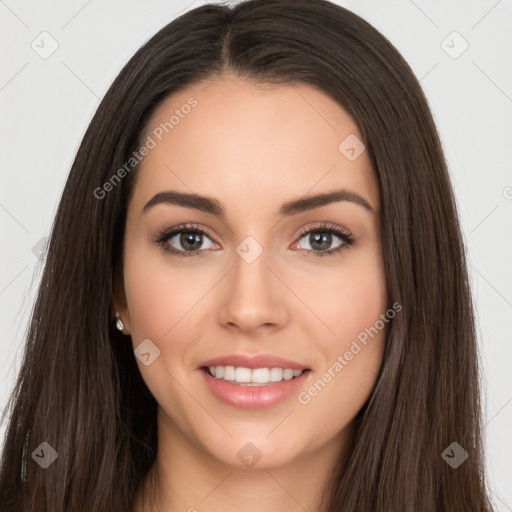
1, 0, 511, 508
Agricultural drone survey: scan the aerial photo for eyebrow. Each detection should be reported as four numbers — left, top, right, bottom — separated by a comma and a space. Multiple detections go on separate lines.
141, 188, 375, 217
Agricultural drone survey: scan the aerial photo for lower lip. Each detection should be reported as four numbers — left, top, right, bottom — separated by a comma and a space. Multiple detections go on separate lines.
199, 368, 311, 409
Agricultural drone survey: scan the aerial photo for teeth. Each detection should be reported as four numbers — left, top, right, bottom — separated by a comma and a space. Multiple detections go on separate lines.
251, 367, 270, 383
235, 367, 252, 383
207, 366, 305, 385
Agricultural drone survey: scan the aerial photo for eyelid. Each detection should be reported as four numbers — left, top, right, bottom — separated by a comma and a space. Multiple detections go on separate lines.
295, 221, 352, 239
155, 222, 217, 243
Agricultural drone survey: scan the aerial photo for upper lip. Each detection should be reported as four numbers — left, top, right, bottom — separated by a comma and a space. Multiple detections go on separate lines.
198, 353, 310, 371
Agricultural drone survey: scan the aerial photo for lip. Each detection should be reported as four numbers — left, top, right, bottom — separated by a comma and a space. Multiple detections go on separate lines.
197, 353, 310, 371
199, 367, 311, 409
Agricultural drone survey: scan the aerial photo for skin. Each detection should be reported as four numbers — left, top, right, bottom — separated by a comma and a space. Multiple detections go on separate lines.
114, 73, 387, 512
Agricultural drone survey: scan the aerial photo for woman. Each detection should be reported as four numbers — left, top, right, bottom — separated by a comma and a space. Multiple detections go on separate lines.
0, 0, 494, 510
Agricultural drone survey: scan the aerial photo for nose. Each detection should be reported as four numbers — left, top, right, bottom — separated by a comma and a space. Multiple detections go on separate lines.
217, 243, 289, 335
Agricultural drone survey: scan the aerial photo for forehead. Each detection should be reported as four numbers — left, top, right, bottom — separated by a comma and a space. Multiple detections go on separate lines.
129, 75, 379, 217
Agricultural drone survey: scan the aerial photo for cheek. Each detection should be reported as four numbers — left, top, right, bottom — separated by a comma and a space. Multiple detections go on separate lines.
333, 248, 387, 372
122, 242, 211, 340
121, 245, 204, 406
295, 243, 387, 345
296, 245, 387, 413
332, 265, 387, 343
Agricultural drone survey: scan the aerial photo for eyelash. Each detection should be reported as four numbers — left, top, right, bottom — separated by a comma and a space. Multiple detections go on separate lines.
155, 222, 355, 258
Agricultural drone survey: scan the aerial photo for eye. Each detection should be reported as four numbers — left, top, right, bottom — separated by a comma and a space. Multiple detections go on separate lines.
155, 223, 218, 257
292, 222, 355, 257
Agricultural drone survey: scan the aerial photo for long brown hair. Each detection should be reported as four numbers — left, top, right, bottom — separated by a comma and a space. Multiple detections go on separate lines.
0, 0, 494, 510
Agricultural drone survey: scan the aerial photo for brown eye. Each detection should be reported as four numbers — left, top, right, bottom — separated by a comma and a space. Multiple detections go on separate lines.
308, 232, 336, 251
293, 224, 355, 257
156, 224, 218, 257
177, 232, 204, 251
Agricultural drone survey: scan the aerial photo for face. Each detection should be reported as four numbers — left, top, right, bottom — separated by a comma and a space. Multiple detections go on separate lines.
115, 74, 387, 471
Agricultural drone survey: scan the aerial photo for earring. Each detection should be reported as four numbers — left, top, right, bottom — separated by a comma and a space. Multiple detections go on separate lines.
115, 312, 125, 332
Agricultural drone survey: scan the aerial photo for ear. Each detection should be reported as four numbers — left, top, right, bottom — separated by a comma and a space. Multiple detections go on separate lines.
112, 270, 131, 333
